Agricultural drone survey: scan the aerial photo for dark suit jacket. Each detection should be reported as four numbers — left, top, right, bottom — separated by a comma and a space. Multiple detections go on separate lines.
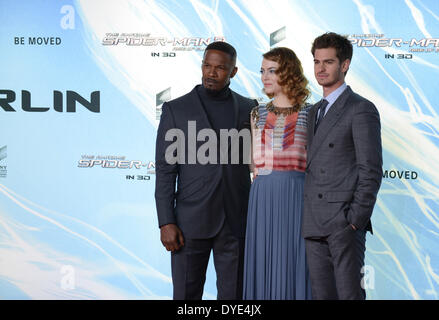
302, 86, 383, 238
155, 85, 257, 239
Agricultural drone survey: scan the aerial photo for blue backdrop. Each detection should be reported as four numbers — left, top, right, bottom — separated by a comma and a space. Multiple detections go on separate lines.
1, 0, 438, 299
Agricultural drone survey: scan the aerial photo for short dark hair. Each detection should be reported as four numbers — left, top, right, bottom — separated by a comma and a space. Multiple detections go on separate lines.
311, 32, 353, 63
204, 41, 237, 63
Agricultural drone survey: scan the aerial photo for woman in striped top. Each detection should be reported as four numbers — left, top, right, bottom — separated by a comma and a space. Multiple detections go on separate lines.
243, 47, 312, 300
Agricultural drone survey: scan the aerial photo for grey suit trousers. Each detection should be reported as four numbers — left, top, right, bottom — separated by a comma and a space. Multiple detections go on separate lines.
305, 225, 366, 300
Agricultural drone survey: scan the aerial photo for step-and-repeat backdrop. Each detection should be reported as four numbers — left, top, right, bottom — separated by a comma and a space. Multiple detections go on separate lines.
1, 0, 438, 299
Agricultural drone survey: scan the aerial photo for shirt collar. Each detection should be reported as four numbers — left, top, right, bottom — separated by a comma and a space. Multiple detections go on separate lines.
324, 82, 347, 107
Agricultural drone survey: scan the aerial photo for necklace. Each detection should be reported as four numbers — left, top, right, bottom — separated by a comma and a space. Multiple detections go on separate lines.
265, 101, 298, 116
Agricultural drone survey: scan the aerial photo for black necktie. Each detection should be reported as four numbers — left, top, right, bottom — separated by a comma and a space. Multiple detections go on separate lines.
314, 99, 329, 133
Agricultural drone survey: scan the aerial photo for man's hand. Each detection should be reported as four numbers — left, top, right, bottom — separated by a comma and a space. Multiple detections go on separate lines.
160, 224, 185, 252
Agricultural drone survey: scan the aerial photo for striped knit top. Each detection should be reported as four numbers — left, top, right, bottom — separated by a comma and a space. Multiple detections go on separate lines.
251, 102, 310, 172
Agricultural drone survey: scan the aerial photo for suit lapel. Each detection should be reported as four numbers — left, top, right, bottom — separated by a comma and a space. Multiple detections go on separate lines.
192, 85, 214, 129
307, 102, 318, 150
230, 91, 240, 129
307, 86, 353, 165
222, 91, 240, 156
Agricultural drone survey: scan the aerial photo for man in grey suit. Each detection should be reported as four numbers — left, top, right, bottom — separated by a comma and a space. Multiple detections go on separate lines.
302, 32, 382, 300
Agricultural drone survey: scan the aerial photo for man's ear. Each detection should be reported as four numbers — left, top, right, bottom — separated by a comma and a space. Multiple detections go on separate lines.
230, 66, 238, 78
341, 59, 351, 74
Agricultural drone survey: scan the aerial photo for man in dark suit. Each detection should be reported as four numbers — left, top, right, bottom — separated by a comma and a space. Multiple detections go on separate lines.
155, 41, 257, 300
302, 32, 383, 299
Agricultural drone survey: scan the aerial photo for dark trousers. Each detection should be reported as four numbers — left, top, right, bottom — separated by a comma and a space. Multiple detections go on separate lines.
171, 221, 245, 300
305, 225, 366, 300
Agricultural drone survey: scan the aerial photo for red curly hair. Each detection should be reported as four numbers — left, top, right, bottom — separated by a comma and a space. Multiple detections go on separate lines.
263, 47, 310, 110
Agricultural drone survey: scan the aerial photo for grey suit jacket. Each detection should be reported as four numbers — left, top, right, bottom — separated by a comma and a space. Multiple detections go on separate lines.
302, 86, 382, 238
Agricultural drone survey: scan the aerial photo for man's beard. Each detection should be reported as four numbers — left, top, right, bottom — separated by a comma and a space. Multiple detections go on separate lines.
202, 79, 230, 96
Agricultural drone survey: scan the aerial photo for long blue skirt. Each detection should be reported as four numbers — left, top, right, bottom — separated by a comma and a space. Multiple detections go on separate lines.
243, 170, 312, 300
